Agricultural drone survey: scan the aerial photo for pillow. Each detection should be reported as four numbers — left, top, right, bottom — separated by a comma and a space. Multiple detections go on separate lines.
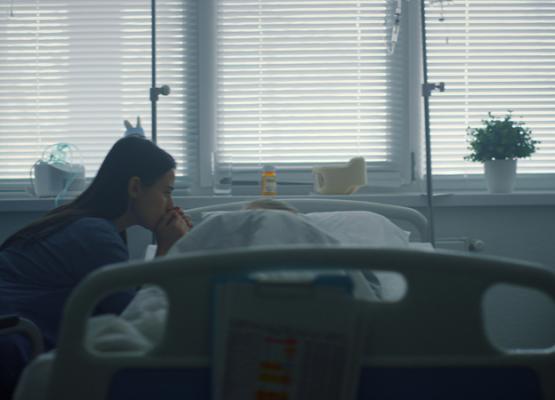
306, 211, 410, 248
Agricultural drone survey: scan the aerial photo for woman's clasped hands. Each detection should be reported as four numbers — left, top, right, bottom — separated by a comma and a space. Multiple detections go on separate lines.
154, 207, 192, 256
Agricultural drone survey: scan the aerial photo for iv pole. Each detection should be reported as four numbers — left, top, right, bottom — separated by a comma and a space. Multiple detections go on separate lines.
149, 0, 170, 248
419, 0, 444, 246
391, 0, 444, 245
150, 0, 170, 145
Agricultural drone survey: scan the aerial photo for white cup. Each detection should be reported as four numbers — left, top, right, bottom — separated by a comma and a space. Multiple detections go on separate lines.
212, 152, 232, 195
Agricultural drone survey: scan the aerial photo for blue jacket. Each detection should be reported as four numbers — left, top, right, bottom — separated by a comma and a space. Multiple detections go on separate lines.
0, 217, 133, 350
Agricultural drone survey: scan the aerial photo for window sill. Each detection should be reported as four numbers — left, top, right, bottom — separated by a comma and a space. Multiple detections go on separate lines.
0, 190, 554, 213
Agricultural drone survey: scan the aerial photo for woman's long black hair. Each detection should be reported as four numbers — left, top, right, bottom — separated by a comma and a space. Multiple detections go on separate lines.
1, 135, 176, 249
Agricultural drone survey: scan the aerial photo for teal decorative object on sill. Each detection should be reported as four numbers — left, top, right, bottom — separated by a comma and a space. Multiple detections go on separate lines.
465, 111, 540, 193
31, 143, 86, 200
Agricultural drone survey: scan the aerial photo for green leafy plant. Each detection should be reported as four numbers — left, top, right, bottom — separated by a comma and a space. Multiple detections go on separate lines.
465, 111, 539, 162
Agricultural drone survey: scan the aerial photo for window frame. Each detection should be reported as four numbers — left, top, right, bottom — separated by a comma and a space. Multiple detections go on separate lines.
197, 0, 416, 192
199, 0, 555, 194
418, 0, 555, 192
1, 0, 554, 196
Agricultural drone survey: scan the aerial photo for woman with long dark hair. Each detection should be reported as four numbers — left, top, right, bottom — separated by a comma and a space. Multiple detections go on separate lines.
0, 135, 190, 351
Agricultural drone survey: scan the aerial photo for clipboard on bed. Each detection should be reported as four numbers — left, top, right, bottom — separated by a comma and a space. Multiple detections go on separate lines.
211, 273, 365, 400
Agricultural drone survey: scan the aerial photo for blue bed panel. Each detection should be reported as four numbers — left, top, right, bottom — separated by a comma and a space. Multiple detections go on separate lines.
107, 368, 210, 399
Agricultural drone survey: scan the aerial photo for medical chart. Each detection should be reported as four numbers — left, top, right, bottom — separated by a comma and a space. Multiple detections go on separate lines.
211, 277, 364, 400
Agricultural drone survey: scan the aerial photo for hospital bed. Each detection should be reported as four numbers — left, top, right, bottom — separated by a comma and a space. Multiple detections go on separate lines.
12, 199, 555, 399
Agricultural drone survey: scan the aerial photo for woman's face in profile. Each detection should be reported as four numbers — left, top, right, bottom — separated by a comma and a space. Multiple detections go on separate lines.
133, 169, 176, 230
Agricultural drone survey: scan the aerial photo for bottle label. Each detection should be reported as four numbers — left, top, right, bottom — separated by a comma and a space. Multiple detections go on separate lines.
261, 175, 277, 196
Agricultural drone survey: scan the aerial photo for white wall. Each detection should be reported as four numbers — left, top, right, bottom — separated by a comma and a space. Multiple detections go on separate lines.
428, 205, 555, 266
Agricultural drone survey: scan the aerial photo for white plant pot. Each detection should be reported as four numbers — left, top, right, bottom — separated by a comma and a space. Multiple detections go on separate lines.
484, 159, 517, 193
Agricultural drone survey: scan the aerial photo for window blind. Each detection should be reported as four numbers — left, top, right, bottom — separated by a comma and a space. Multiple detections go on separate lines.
0, 0, 197, 184
215, 0, 408, 174
425, 0, 555, 175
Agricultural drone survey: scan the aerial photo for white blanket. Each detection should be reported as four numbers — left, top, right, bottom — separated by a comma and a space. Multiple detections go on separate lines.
89, 211, 389, 353
170, 209, 342, 253
14, 287, 169, 400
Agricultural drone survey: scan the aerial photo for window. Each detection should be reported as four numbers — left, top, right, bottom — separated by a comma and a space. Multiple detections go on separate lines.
212, 0, 410, 183
0, 0, 197, 187
425, 0, 555, 178
1, 0, 554, 194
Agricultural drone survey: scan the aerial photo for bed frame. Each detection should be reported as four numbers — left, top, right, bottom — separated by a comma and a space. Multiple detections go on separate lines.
35, 247, 555, 400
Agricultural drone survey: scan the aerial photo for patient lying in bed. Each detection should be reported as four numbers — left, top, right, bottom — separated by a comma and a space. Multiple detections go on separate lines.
97, 201, 410, 344
168, 199, 414, 302
176, 198, 410, 251
171, 202, 339, 252
102, 200, 413, 344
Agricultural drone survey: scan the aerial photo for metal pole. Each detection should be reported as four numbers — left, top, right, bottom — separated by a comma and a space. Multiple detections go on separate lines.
420, 0, 436, 245
150, 0, 157, 246
150, 0, 157, 144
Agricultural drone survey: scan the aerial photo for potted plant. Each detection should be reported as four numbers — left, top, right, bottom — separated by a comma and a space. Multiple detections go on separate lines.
465, 111, 539, 193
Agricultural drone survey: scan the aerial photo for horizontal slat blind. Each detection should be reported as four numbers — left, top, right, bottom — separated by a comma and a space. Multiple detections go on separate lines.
215, 0, 407, 172
426, 0, 555, 175
0, 0, 197, 182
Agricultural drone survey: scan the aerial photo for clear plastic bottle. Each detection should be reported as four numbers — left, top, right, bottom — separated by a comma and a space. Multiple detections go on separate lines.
261, 165, 277, 196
